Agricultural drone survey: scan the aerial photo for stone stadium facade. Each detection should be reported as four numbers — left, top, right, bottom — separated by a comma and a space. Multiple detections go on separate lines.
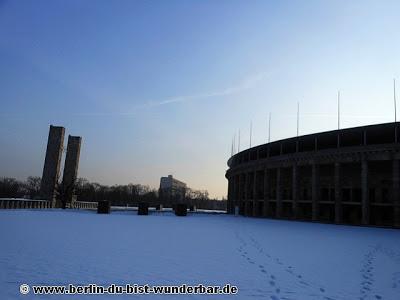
225, 122, 400, 228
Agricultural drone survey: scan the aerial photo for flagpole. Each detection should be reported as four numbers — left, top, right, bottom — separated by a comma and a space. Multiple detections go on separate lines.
394, 78, 397, 123
297, 102, 299, 137
233, 134, 236, 155
231, 136, 233, 157
249, 121, 252, 148
238, 129, 240, 152
337, 91, 341, 130
268, 113, 271, 143
394, 79, 397, 143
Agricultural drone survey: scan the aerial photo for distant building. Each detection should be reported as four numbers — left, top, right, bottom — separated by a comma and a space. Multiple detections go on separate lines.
159, 175, 186, 202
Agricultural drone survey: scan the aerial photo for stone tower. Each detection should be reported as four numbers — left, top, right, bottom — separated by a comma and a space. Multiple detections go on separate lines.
60, 135, 82, 208
40, 125, 65, 206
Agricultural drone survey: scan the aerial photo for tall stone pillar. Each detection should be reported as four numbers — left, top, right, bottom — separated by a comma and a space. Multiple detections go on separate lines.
231, 175, 236, 214
276, 168, 282, 218
231, 177, 236, 214
363, 130, 367, 145
361, 159, 369, 225
60, 136, 82, 208
238, 173, 243, 214
244, 172, 249, 216
236, 175, 240, 214
292, 165, 298, 219
244, 172, 248, 201
334, 162, 342, 223
40, 125, 65, 207
312, 163, 319, 221
227, 177, 232, 214
393, 159, 400, 227
263, 168, 269, 217
253, 170, 257, 217
231, 178, 235, 214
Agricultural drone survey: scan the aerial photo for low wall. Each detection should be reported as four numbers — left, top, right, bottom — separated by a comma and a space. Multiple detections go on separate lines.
0, 198, 98, 210
0, 198, 51, 209
71, 201, 98, 210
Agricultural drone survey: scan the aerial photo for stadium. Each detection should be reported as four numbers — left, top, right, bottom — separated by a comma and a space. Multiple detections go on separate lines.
226, 122, 400, 227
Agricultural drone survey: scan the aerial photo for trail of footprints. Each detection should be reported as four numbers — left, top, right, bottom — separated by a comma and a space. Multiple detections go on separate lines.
359, 244, 400, 300
391, 272, 400, 290
236, 232, 336, 300
359, 246, 378, 300
237, 243, 286, 299
358, 244, 400, 300
237, 231, 400, 300
377, 246, 400, 291
377, 245, 400, 295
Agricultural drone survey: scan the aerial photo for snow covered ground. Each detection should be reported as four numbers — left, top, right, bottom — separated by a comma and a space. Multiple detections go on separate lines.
0, 209, 399, 300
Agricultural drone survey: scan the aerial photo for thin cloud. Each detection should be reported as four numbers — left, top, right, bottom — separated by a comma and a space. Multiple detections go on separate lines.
0, 72, 269, 118
73, 72, 270, 116
143, 71, 270, 108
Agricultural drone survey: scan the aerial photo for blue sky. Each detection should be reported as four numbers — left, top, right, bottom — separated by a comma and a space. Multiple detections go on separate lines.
1, 0, 400, 198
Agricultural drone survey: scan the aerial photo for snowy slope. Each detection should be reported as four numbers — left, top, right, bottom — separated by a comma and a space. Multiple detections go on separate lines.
0, 210, 399, 300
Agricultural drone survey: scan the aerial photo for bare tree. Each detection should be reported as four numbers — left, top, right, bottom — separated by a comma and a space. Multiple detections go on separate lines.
26, 176, 41, 199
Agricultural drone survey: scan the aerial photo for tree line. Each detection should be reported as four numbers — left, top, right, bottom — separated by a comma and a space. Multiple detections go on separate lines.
0, 177, 226, 210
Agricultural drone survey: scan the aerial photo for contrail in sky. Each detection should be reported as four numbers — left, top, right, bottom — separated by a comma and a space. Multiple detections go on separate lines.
144, 72, 269, 107
65, 72, 270, 116
0, 72, 270, 118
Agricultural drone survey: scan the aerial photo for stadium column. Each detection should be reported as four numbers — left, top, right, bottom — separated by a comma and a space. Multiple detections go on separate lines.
263, 167, 269, 217
227, 177, 232, 213
361, 159, 369, 225
393, 159, 400, 227
232, 177, 236, 214
276, 167, 282, 218
292, 164, 298, 218
253, 169, 258, 217
231, 178, 234, 214
312, 163, 320, 221
244, 171, 249, 216
334, 162, 342, 223
230, 176, 235, 214
233, 175, 238, 214
237, 174, 241, 214
363, 130, 367, 145
238, 174, 243, 215
229, 175, 236, 214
